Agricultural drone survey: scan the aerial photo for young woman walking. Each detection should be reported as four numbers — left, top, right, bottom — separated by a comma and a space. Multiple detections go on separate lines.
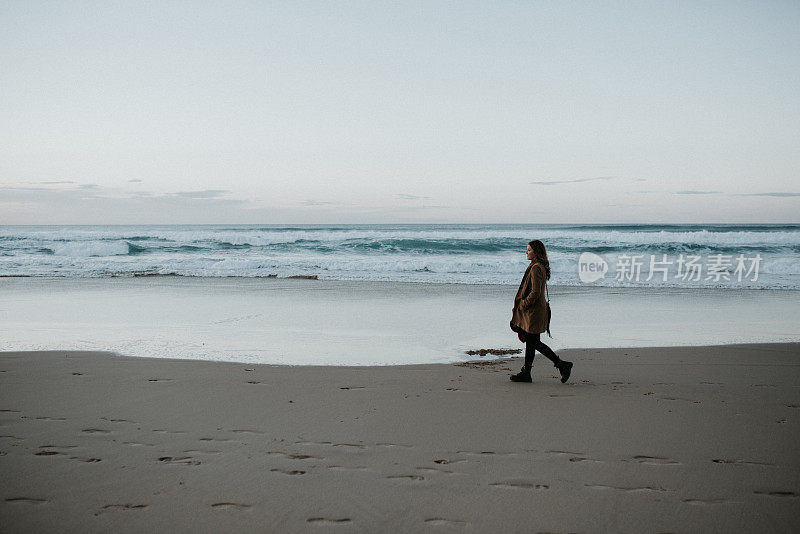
509, 240, 573, 383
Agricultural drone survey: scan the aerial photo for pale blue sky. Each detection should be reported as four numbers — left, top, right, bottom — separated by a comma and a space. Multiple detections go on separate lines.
1, 1, 798, 224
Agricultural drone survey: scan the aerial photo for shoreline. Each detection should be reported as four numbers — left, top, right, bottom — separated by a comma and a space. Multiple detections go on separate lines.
0, 273, 796, 291
1, 340, 797, 368
2, 343, 798, 532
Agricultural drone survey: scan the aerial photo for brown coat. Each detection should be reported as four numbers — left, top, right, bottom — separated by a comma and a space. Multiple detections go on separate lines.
510, 261, 549, 336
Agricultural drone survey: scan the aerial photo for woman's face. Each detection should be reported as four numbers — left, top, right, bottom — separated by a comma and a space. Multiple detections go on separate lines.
526, 244, 535, 261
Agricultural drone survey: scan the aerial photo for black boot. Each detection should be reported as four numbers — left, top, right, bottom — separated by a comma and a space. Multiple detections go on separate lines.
510, 366, 532, 383
557, 360, 573, 383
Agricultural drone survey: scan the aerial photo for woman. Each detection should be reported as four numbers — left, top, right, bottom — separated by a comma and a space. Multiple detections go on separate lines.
509, 240, 573, 383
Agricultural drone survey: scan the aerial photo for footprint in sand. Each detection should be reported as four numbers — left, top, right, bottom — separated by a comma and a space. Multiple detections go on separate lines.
35, 416, 67, 421
270, 468, 306, 475
753, 490, 799, 498
490, 481, 549, 489
712, 459, 775, 466
159, 456, 201, 466
586, 484, 670, 493
632, 455, 681, 465
568, 456, 603, 463
456, 450, 517, 457
268, 451, 320, 460
82, 428, 111, 434
5, 497, 48, 505
307, 518, 351, 524
94, 504, 147, 516
435, 459, 466, 465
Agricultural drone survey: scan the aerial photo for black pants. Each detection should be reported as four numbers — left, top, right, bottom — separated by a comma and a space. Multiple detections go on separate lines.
525, 332, 561, 371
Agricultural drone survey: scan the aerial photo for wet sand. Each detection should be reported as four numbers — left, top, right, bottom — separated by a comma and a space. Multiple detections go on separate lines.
1, 343, 799, 532
2, 276, 799, 365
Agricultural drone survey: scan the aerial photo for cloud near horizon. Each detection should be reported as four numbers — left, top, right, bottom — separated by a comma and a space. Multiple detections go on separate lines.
0, 183, 248, 221
396, 194, 433, 200
173, 189, 231, 199
674, 190, 800, 197
0, 182, 460, 224
529, 177, 615, 186
732, 192, 800, 197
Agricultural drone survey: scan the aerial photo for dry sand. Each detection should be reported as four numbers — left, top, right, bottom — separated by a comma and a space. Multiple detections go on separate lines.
1, 343, 799, 533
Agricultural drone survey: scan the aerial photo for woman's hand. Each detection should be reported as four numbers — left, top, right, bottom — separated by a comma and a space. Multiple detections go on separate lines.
517, 331, 526, 343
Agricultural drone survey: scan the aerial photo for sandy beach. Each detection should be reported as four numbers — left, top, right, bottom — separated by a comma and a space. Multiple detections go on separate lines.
1, 343, 798, 533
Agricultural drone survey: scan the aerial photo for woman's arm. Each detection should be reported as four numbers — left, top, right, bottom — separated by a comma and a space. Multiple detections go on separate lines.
520, 263, 544, 310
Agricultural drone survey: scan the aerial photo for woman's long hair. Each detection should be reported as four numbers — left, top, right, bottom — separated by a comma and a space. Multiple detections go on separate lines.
528, 239, 551, 280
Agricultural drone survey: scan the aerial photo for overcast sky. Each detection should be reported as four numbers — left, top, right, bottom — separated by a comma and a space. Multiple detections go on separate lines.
1, 1, 798, 224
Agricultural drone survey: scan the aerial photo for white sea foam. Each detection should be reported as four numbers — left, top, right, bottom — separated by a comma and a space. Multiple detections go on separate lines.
1, 224, 798, 288
49, 240, 131, 257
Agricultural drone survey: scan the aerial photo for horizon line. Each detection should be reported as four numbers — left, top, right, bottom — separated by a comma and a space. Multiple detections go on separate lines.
1, 221, 799, 227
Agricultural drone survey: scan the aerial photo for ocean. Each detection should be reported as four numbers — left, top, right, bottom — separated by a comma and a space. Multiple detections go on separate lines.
1, 223, 798, 289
